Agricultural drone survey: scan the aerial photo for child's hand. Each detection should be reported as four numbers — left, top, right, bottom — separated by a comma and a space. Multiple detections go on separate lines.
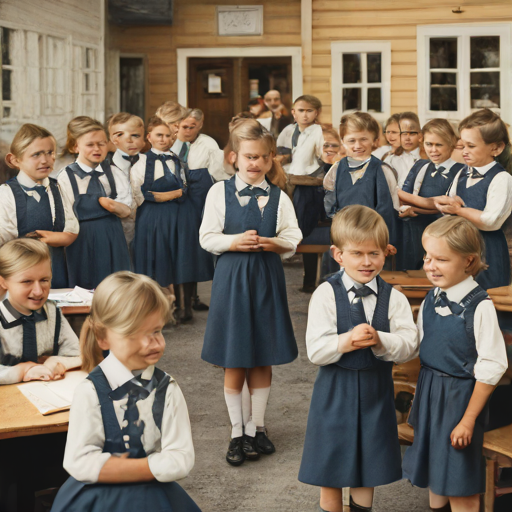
398, 207, 418, 218
151, 189, 183, 202
257, 237, 291, 255
23, 364, 54, 382
43, 356, 66, 379
339, 324, 376, 353
386, 244, 397, 256
34, 230, 61, 246
230, 230, 261, 252
52, 363, 66, 380
98, 197, 118, 212
450, 419, 474, 449
434, 195, 464, 215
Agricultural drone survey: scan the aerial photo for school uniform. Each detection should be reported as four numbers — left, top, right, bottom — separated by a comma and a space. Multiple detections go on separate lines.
0, 171, 79, 288
200, 175, 302, 368
323, 156, 400, 246
372, 145, 392, 160
57, 161, 132, 289
399, 158, 463, 270
51, 352, 201, 512
0, 299, 80, 385
402, 276, 508, 496
447, 161, 512, 289
385, 146, 421, 189
256, 116, 272, 132
299, 271, 417, 488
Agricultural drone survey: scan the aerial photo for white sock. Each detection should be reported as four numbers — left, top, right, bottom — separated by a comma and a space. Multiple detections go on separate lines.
224, 388, 243, 438
241, 379, 251, 428
250, 386, 271, 429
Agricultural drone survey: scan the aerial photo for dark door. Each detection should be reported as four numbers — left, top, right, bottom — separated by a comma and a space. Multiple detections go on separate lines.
120, 57, 145, 119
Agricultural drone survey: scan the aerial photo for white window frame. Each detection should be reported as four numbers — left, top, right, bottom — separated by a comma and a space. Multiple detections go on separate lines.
417, 23, 512, 125
331, 41, 391, 126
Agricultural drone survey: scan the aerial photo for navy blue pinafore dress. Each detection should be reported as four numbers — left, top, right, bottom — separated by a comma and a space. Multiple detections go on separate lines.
51, 366, 201, 512
201, 177, 298, 368
334, 156, 397, 247
64, 163, 130, 289
299, 272, 402, 488
456, 164, 510, 289
403, 286, 489, 496
6, 177, 68, 288
399, 160, 462, 270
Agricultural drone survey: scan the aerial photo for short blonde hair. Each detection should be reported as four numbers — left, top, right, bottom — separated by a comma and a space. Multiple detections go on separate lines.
0, 239, 51, 279
331, 205, 389, 251
339, 112, 380, 141
6, 124, 56, 169
155, 101, 187, 125
80, 272, 171, 373
65, 116, 106, 155
422, 118, 458, 149
423, 216, 487, 276
108, 112, 144, 134
293, 95, 322, 111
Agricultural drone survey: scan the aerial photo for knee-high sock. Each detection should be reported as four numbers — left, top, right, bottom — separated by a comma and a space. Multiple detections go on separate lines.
224, 388, 243, 438
241, 379, 251, 427
250, 386, 271, 429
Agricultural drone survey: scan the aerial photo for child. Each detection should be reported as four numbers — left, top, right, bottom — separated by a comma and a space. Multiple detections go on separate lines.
0, 124, 78, 288
0, 239, 80, 385
397, 119, 464, 270
57, 116, 132, 289
50, 271, 201, 512
322, 127, 345, 170
402, 216, 508, 512
385, 112, 424, 188
324, 112, 400, 249
372, 113, 401, 160
435, 109, 512, 289
299, 205, 417, 512
199, 121, 302, 466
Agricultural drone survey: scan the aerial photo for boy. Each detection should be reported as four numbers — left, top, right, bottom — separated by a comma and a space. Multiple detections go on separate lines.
298, 205, 417, 512
324, 112, 400, 248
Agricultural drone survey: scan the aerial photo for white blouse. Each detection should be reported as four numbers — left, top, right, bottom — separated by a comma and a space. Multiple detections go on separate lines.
447, 161, 512, 231
188, 134, 231, 182
63, 353, 195, 484
199, 174, 303, 259
415, 276, 508, 386
385, 147, 421, 189
404, 158, 458, 195
306, 272, 418, 366
0, 171, 79, 246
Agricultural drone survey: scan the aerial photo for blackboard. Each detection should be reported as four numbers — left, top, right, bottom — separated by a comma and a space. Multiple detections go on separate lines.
108, 0, 174, 25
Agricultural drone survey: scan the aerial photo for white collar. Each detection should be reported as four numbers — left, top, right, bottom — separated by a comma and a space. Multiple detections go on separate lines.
342, 271, 379, 295
151, 148, 172, 156
474, 161, 497, 175
406, 147, 421, 159
17, 170, 49, 188
436, 157, 455, 170
76, 160, 100, 173
437, 275, 478, 304
99, 352, 155, 391
235, 174, 268, 191
116, 149, 129, 157
112, 150, 131, 170
347, 156, 371, 169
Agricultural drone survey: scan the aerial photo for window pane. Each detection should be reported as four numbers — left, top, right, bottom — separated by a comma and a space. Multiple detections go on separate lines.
343, 88, 361, 111
1, 28, 12, 66
470, 36, 499, 69
367, 53, 381, 83
84, 73, 90, 92
430, 87, 457, 111
470, 71, 500, 108
430, 38, 457, 69
343, 54, 361, 84
3, 106, 11, 118
2, 68, 12, 101
431, 72, 456, 86
367, 88, 382, 112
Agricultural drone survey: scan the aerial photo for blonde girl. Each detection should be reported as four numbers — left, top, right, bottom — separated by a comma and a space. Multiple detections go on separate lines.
199, 121, 302, 466
57, 116, 132, 289
0, 239, 80, 385
51, 271, 201, 512
0, 124, 78, 287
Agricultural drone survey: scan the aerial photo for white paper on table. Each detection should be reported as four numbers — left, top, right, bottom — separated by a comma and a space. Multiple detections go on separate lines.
48, 286, 94, 306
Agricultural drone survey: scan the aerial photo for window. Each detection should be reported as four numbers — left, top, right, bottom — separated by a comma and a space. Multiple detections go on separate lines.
417, 24, 512, 124
331, 41, 391, 125
1, 27, 15, 120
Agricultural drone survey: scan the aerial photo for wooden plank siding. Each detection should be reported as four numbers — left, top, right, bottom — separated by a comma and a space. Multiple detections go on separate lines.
308, 0, 512, 124
109, 0, 301, 120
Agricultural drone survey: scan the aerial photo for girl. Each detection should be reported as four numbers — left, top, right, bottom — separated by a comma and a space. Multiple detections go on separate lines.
57, 116, 132, 289
0, 238, 80, 385
50, 272, 201, 512
403, 216, 508, 512
322, 127, 345, 169
398, 119, 464, 270
0, 124, 79, 288
199, 120, 302, 466
372, 113, 401, 160
435, 108, 512, 289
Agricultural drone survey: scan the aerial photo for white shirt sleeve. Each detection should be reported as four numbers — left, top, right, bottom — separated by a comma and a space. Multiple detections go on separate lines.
323, 162, 338, 192
473, 299, 508, 385
479, 172, 512, 231
276, 191, 302, 259
111, 166, 133, 208
276, 125, 293, 150
208, 148, 232, 182
147, 382, 195, 482
130, 154, 147, 207
58, 182, 80, 234
381, 165, 400, 211
0, 185, 18, 245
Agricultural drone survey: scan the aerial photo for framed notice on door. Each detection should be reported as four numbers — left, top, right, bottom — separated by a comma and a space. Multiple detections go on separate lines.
208, 74, 222, 94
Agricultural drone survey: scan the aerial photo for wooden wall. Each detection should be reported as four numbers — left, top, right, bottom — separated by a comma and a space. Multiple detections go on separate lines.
108, 0, 301, 120
308, 0, 512, 124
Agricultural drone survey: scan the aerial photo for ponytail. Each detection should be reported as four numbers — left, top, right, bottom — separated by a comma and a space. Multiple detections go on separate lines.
267, 158, 287, 191
497, 143, 512, 174
79, 316, 104, 373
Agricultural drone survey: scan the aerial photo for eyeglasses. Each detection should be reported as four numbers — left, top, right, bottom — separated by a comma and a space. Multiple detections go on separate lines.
323, 143, 340, 149
385, 130, 400, 136
400, 131, 419, 136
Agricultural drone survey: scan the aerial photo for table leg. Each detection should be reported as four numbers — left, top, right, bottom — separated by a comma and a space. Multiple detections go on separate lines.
316, 253, 322, 288
485, 459, 497, 512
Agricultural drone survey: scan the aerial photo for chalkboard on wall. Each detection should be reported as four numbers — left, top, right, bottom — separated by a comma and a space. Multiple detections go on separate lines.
108, 0, 174, 25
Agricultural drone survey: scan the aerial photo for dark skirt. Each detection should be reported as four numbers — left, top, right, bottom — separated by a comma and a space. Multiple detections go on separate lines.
50, 246, 68, 289
402, 366, 486, 496
133, 200, 179, 288
299, 362, 402, 488
201, 251, 298, 368
66, 215, 130, 289
476, 230, 511, 290
399, 215, 437, 271
50, 476, 201, 512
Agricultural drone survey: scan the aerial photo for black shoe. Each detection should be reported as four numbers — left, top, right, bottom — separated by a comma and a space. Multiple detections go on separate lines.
299, 285, 316, 294
255, 429, 275, 455
350, 496, 372, 511
242, 434, 260, 461
192, 297, 209, 311
226, 437, 245, 466
179, 308, 193, 323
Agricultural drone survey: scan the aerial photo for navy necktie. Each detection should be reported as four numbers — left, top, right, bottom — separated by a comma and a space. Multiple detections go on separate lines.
87, 170, 105, 195
291, 124, 301, 149
239, 186, 269, 231
20, 310, 47, 363
122, 154, 139, 166
22, 184, 47, 199
349, 285, 375, 327
179, 143, 189, 163
467, 167, 484, 180
435, 291, 464, 316
430, 163, 445, 178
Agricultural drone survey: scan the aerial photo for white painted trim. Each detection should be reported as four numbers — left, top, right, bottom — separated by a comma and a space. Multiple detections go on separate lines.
331, 41, 391, 126
417, 23, 512, 125
177, 46, 302, 106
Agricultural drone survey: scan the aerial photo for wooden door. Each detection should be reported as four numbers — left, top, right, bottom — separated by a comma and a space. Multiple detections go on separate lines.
188, 58, 235, 148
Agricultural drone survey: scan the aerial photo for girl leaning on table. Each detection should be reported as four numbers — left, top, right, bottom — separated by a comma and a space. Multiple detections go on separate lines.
0, 238, 80, 385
